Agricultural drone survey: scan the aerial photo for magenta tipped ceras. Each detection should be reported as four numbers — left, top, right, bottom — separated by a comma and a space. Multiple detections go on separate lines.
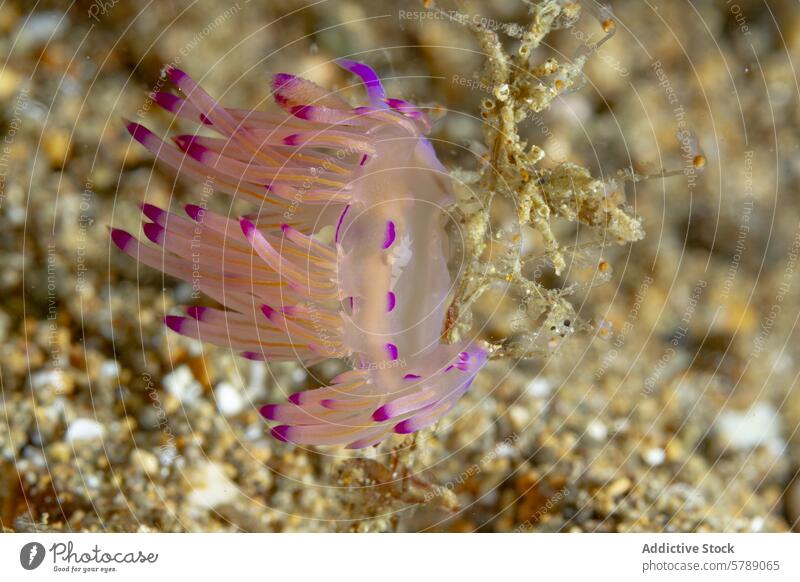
116, 62, 488, 448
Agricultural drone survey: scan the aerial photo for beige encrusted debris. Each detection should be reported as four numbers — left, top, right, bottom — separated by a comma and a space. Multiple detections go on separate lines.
437, 0, 644, 360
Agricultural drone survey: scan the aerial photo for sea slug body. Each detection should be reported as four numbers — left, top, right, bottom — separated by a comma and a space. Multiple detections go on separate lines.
116, 60, 487, 448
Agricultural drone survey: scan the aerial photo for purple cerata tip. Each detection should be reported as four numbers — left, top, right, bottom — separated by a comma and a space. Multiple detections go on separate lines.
288, 392, 303, 405
111, 228, 134, 251
124, 120, 152, 144
272, 73, 296, 89
372, 405, 392, 422
385, 343, 399, 361
271, 425, 291, 443
289, 105, 313, 120
199, 113, 213, 125
142, 222, 165, 244
387, 291, 396, 312
382, 221, 396, 249
282, 133, 299, 146
239, 218, 257, 240
261, 304, 276, 320
393, 419, 416, 434
166, 66, 188, 85
110, 228, 134, 250
259, 404, 278, 420
359, 154, 369, 166
184, 204, 205, 221
403, 373, 421, 380
241, 351, 264, 361
186, 306, 207, 320
384, 98, 408, 110
151, 91, 181, 112
164, 315, 185, 333
182, 141, 208, 163
139, 203, 164, 222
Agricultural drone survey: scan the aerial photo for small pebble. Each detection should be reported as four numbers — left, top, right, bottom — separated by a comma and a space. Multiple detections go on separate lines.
29, 369, 71, 394
606, 477, 632, 498
43, 130, 72, 168
642, 447, 666, 466
186, 461, 239, 510
715, 402, 785, 456
159, 446, 178, 467
245, 423, 263, 441
130, 449, 159, 476
16, 12, 65, 51
526, 377, 551, 398
508, 405, 530, 431
0, 68, 21, 99
163, 365, 202, 406
290, 367, 307, 383
65, 418, 104, 443
215, 382, 245, 417
247, 361, 269, 397
495, 442, 516, 458
587, 420, 608, 441
99, 360, 119, 379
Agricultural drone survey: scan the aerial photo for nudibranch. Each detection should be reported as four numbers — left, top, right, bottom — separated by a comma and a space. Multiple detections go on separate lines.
115, 60, 487, 448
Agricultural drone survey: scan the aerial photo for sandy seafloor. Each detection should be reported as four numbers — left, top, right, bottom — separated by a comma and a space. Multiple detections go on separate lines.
1, 0, 800, 532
